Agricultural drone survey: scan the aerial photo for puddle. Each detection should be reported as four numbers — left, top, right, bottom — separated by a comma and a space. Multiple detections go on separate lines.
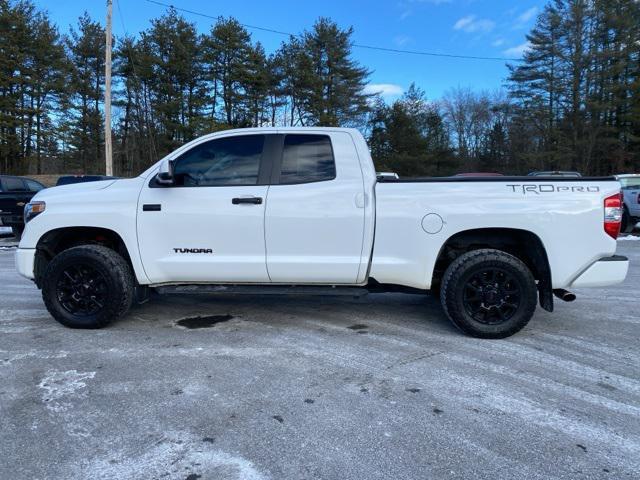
347, 324, 368, 331
175, 315, 234, 329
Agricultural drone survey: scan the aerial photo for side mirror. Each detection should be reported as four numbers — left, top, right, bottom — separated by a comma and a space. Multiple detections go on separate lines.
156, 159, 175, 186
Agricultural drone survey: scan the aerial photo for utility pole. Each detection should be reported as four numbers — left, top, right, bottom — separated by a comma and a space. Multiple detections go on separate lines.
104, 0, 113, 176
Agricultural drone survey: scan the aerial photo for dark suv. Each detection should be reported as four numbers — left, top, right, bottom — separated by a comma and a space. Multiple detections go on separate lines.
0, 175, 45, 238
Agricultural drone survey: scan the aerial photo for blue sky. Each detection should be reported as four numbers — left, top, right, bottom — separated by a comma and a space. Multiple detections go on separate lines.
34, 0, 542, 100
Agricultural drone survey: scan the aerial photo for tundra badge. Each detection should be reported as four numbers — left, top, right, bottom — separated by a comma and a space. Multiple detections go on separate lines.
173, 248, 213, 254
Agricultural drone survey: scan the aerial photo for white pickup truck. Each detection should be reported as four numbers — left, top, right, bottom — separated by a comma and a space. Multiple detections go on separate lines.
16, 127, 629, 338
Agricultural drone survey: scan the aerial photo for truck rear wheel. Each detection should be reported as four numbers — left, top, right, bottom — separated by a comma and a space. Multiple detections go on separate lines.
440, 249, 537, 339
41, 245, 134, 328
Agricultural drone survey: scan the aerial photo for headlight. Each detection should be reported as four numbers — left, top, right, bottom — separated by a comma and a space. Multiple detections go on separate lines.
24, 201, 46, 223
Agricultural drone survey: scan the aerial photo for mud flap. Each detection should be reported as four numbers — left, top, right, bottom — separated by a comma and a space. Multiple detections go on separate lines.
538, 280, 554, 312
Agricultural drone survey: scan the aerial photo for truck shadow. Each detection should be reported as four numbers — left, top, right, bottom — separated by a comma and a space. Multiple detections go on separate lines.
126, 291, 458, 336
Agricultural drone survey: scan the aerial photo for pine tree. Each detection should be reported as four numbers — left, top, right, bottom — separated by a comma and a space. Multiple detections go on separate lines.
141, 11, 206, 151
64, 12, 106, 173
113, 35, 159, 175
507, 2, 564, 171
369, 84, 455, 176
202, 17, 253, 127
242, 42, 270, 127
296, 18, 371, 127
29, 12, 67, 173
508, 0, 640, 175
0, 0, 66, 174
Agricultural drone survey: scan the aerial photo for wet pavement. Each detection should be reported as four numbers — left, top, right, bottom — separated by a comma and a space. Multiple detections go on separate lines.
1, 236, 639, 479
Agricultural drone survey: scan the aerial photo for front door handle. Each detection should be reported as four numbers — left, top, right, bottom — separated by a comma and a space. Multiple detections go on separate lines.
232, 197, 263, 205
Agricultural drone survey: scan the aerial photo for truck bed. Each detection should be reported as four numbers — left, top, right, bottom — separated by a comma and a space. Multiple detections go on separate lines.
370, 176, 622, 289
377, 176, 616, 183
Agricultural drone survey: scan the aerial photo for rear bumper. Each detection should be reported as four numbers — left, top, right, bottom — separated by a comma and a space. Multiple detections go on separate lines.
570, 255, 629, 288
15, 248, 36, 280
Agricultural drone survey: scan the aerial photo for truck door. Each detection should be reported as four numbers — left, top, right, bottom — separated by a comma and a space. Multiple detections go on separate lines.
265, 132, 366, 284
137, 133, 275, 284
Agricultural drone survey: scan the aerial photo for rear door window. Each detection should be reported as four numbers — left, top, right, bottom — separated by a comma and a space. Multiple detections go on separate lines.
279, 135, 336, 184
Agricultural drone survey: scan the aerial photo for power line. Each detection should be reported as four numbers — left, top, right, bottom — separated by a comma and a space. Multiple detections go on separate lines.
144, 0, 292, 36
351, 44, 521, 61
142, 0, 523, 62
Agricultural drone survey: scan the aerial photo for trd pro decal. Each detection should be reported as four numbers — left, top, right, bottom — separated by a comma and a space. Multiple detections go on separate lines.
507, 184, 600, 195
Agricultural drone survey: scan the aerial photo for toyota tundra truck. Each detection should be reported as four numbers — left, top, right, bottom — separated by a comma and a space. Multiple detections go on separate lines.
15, 128, 629, 338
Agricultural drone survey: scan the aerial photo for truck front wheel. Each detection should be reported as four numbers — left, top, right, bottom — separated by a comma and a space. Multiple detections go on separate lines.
41, 245, 134, 328
440, 249, 537, 339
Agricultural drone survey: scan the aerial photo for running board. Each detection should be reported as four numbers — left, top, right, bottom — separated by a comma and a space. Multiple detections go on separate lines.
155, 284, 370, 297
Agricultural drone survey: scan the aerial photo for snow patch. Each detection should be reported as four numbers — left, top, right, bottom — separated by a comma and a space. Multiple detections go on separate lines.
618, 235, 640, 241
1, 350, 68, 367
38, 369, 96, 413
77, 434, 269, 480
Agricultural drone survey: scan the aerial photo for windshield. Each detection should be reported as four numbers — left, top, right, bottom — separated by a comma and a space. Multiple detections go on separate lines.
620, 177, 640, 188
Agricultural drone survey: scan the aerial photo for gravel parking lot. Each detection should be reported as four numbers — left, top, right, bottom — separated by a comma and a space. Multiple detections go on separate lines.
1, 237, 639, 480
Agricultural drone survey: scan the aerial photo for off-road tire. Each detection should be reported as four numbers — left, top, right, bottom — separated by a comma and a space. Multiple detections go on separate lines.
42, 245, 134, 328
440, 249, 537, 339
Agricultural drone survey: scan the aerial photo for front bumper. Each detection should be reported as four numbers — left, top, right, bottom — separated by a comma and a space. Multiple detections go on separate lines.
570, 255, 629, 288
0, 214, 23, 227
15, 248, 36, 280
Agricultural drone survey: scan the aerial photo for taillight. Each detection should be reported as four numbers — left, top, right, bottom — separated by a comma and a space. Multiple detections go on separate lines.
604, 192, 622, 239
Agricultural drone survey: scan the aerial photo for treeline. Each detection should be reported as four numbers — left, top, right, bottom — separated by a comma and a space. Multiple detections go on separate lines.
0, 1, 371, 176
0, 0, 639, 177
371, 0, 640, 176
508, 0, 640, 175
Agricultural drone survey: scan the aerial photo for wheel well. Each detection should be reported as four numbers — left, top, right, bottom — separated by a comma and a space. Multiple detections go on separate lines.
34, 227, 133, 287
431, 228, 553, 311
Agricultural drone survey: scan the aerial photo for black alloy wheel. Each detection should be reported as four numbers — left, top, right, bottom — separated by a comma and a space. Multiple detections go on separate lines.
42, 244, 134, 328
462, 267, 522, 325
56, 264, 109, 316
440, 249, 538, 339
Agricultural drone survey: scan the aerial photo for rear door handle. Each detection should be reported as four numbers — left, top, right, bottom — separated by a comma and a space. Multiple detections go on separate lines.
232, 197, 262, 205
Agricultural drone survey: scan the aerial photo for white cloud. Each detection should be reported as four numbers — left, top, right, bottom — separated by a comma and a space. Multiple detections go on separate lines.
503, 41, 532, 57
517, 7, 538, 24
513, 7, 538, 28
400, 9, 412, 20
453, 15, 495, 33
492, 38, 505, 47
394, 35, 411, 47
400, 0, 450, 20
363, 83, 404, 98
